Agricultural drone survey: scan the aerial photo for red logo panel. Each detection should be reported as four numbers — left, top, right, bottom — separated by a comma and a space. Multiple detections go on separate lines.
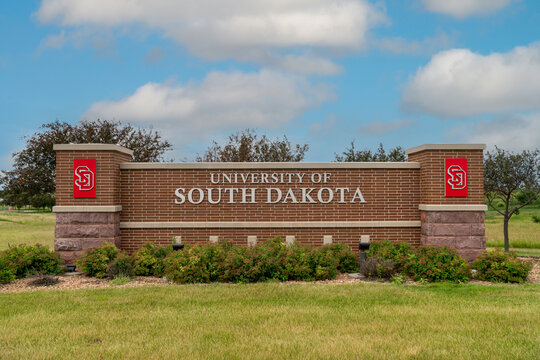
73, 159, 96, 198
445, 158, 467, 197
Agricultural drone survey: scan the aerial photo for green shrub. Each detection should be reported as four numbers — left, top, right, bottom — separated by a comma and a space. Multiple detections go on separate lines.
107, 253, 135, 278
164, 243, 227, 283
133, 243, 173, 276
0, 244, 63, 278
0, 257, 16, 284
532, 215, 540, 224
362, 257, 395, 279
321, 243, 359, 273
472, 251, 532, 283
77, 242, 120, 278
403, 246, 470, 283
163, 238, 344, 284
366, 240, 414, 272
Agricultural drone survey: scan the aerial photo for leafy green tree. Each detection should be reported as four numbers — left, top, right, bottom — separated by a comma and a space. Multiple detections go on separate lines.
335, 142, 406, 162
484, 147, 540, 252
196, 129, 308, 162
0, 119, 172, 208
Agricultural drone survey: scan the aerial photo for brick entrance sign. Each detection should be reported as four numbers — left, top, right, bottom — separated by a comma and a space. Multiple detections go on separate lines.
53, 143, 487, 263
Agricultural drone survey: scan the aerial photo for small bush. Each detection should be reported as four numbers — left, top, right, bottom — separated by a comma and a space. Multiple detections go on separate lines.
321, 243, 359, 273
532, 215, 540, 224
362, 257, 395, 279
77, 243, 120, 278
163, 238, 344, 284
0, 257, 16, 284
107, 253, 135, 278
0, 244, 63, 278
403, 246, 470, 283
164, 243, 227, 283
472, 251, 532, 283
133, 243, 173, 277
28, 274, 60, 287
366, 240, 414, 272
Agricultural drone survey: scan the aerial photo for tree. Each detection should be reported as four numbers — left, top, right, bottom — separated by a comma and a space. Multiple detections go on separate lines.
335, 141, 406, 162
196, 129, 308, 162
484, 147, 540, 252
0, 119, 172, 208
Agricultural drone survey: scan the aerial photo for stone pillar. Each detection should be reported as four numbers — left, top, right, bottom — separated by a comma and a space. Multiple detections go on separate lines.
406, 144, 487, 261
53, 144, 133, 264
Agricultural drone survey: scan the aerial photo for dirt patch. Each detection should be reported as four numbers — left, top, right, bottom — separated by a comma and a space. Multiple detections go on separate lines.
0, 275, 169, 293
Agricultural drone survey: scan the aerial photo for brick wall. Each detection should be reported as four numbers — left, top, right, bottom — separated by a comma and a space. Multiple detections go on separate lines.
120, 168, 421, 222
407, 149, 484, 204
56, 150, 131, 206
120, 227, 421, 254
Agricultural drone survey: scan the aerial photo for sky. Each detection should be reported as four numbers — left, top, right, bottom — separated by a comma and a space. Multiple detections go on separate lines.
1, 0, 539, 167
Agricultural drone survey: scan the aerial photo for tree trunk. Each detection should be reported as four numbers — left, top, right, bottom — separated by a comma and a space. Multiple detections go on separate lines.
503, 216, 510, 252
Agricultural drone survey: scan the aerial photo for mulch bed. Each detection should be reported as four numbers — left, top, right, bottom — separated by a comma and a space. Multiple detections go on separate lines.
1, 257, 539, 293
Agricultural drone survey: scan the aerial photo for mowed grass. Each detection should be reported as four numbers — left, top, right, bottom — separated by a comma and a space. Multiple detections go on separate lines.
1, 283, 539, 360
0, 212, 55, 250
485, 203, 540, 250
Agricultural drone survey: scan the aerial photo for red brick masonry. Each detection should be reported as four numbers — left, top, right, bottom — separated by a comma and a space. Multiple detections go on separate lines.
53, 143, 487, 263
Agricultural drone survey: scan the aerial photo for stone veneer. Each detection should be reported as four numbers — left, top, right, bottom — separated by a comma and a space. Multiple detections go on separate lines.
55, 212, 121, 264
421, 210, 486, 261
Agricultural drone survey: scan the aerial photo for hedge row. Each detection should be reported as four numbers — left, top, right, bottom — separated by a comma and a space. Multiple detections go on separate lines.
365, 240, 532, 283
76, 238, 359, 283
0, 244, 64, 284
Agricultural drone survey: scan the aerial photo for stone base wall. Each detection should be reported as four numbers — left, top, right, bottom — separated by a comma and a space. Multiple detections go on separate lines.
55, 212, 121, 264
420, 211, 486, 261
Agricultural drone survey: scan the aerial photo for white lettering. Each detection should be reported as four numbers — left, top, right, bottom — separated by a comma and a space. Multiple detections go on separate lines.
317, 188, 334, 203
188, 188, 204, 204
210, 174, 219, 184
241, 188, 256, 203
174, 188, 186, 204
301, 188, 316, 203
207, 188, 222, 204
311, 173, 322, 183
323, 172, 331, 183
224, 188, 238, 203
282, 189, 298, 203
336, 187, 349, 203
351, 188, 367, 203
266, 188, 282, 203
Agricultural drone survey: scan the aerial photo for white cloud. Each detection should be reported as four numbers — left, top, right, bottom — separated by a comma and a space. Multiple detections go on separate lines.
402, 43, 540, 117
455, 113, 540, 151
358, 119, 414, 135
82, 70, 334, 142
36, 0, 386, 74
422, 0, 512, 18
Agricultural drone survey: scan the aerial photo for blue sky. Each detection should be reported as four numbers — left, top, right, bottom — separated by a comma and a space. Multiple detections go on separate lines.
1, 0, 539, 167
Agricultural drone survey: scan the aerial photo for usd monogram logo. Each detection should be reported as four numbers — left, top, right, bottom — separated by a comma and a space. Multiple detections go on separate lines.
74, 165, 95, 191
447, 165, 466, 190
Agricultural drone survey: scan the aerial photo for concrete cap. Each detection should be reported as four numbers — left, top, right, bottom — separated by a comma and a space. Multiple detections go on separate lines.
405, 144, 486, 155
53, 143, 134, 156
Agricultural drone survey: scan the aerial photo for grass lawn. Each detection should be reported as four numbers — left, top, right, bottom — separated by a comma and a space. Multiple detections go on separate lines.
1, 282, 539, 359
485, 202, 540, 250
0, 212, 55, 250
